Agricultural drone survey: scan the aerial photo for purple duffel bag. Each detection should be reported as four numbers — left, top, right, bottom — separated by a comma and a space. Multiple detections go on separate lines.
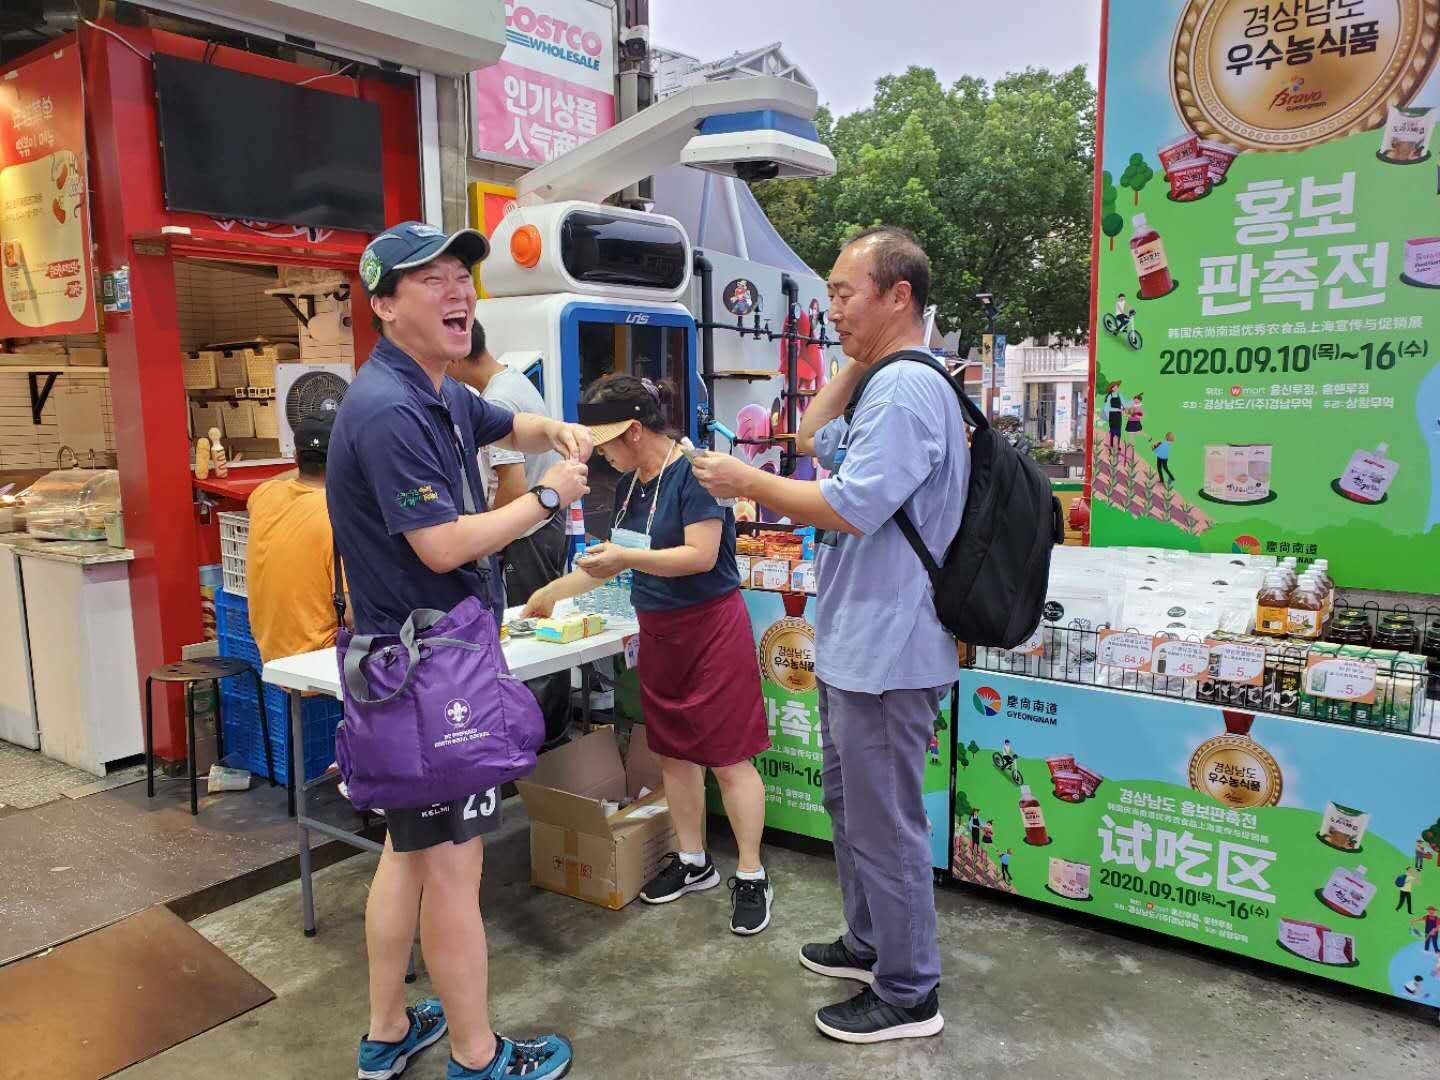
333, 596, 543, 812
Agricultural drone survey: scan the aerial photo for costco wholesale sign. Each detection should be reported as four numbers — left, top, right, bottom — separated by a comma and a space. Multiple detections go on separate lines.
1091, 0, 1440, 591
471, 0, 616, 166
0, 43, 97, 337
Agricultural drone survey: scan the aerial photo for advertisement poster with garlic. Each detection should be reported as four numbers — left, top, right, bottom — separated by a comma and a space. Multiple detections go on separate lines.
954, 670, 1440, 1004
1092, 0, 1440, 591
0, 43, 97, 338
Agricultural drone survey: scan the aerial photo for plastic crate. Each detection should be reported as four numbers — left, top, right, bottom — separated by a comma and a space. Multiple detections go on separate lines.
215, 589, 339, 784
218, 513, 249, 597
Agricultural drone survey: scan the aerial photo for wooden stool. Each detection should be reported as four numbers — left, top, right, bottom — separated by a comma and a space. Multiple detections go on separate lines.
144, 658, 276, 815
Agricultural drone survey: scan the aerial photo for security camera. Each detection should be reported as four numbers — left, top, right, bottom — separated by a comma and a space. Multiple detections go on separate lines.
681, 128, 837, 181
619, 25, 649, 62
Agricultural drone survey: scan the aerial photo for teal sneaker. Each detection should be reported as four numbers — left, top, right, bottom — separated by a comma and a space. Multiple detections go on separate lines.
357, 999, 447, 1079
446, 1034, 573, 1079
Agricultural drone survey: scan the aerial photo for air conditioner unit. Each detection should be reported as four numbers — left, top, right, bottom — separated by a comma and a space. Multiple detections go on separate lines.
275, 362, 352, 457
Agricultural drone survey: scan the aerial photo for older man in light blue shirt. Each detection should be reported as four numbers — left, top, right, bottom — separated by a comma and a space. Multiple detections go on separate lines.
693, 226, 966, 1045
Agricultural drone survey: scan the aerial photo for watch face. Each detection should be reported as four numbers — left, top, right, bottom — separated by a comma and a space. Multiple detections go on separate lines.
538, 487, 559, 510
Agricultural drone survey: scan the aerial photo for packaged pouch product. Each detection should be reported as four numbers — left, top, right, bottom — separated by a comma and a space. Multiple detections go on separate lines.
1319, 801, 1370, 851
1378, 105, 1436, 163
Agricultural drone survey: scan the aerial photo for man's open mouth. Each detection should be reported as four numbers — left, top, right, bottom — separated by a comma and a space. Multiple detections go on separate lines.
443, 313, 469, 335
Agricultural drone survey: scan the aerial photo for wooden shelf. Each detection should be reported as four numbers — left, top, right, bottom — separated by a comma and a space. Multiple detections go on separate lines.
711, 370, 779, 381
0, 365, 110, 373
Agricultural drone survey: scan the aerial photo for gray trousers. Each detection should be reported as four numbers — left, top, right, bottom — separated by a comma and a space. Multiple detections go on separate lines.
818, 680, 944, 1008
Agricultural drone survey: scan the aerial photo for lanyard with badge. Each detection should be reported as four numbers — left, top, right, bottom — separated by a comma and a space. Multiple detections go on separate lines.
610, 439, 678, 553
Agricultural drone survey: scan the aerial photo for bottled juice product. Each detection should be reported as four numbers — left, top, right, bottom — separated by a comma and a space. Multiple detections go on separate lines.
1256, 573, 1291, 635
1019, 784, 1050, 846
1311, 559, 1335, 614
1130, 213, 1174, 299
1287, 574, 1325, 639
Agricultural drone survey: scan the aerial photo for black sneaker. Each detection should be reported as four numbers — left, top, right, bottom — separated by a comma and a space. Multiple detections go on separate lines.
815, 985, 944, 1044
798, 938, 875, 984
639, 852, 720, 904
728, 875, 773, 935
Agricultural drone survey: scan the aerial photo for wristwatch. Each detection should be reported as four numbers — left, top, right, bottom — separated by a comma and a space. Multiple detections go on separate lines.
530, 485, 561, 513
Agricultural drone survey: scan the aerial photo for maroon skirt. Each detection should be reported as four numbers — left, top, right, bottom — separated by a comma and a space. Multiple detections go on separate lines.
636, 589, 770, 768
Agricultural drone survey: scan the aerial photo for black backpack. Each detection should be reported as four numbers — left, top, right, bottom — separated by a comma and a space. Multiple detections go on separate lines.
843, 350, 1063, 649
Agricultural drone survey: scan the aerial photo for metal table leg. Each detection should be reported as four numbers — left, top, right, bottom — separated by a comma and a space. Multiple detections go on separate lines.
294, 689, 317, 937
581, 664, 593, 733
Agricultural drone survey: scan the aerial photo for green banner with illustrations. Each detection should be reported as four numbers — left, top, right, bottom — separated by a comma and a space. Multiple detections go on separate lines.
706, 589, 954, 870
1092, 0, 1440, 591
954, 671, 1440, 1005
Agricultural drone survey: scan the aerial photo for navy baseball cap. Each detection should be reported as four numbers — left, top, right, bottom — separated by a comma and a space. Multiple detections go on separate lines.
294, 412, 335, 456
358, 222, 490, 294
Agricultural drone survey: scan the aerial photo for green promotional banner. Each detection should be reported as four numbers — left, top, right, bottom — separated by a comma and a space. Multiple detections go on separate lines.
1092, 0, 1440, 591
953, 671, 1440, 1005
707, 589, 954, 870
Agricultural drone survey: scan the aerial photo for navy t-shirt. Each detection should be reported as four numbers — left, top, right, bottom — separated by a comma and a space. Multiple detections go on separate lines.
615, 454, 739, 613
328, 337, 515, 635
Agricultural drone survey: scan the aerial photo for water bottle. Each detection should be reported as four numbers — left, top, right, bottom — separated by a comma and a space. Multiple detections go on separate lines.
564, 500, 586, 572
585, 540, 635, 621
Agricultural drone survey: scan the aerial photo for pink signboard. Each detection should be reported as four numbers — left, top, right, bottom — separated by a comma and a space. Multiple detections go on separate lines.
472, 0, 616, 166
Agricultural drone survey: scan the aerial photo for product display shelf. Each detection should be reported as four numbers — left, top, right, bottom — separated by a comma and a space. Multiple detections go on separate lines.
971, 598, 1440, 740
214, 589, 338, 784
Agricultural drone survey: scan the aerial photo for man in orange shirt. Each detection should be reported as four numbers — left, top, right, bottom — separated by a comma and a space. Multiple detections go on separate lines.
247, 415, 343, 664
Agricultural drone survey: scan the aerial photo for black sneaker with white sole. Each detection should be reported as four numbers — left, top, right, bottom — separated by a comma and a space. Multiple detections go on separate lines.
639, 852, 720, 904
815, 985, 944, 1044
728, 875, 773, 935
798, 938, 876, 984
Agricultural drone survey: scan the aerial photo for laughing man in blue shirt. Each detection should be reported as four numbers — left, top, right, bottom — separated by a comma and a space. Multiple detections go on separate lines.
331, 221, 591, 1080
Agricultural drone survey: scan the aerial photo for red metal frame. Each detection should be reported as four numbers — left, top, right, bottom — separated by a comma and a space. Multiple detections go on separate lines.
1082, 0, 1111, 537
75, 19, 416, 760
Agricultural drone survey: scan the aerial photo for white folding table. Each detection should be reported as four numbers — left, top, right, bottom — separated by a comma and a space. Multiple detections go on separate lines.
263, 606, 635, 936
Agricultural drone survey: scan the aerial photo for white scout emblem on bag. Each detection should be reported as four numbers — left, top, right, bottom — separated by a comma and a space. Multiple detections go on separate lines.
445, 699, 472, 729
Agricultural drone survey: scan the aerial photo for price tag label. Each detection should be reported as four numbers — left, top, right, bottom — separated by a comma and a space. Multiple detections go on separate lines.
1204, 639, 1266, 686
791, 561, 816, 594
755, 559, 788, 591
1150, 639, 1209, 679
1007, 626, 1045, 658
1305, 656, 1377, 703
1098, 630, 1153, 671
623, 634, 639, 670
735, 555, 751, 581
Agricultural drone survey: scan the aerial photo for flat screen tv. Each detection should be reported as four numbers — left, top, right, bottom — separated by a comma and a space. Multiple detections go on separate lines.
153, 54, 385, 233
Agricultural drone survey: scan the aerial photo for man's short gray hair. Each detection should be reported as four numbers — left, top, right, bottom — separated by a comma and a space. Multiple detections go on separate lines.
845, 226, 930, 316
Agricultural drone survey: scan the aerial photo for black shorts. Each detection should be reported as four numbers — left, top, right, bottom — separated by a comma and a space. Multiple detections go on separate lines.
385, 787, 503, 853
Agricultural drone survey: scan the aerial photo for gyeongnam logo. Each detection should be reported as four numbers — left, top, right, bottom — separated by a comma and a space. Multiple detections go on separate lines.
444, 699, 473, 729
973, 686, 1002, 717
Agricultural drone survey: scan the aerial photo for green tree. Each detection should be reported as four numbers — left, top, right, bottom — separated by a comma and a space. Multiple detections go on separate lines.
967, 739, 980, 759
1101, 170, 1123, 250
752, 65, 1096, 345
1119, 152, 1154, 206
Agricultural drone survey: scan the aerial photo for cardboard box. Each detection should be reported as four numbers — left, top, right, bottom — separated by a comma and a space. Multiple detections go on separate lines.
517, 726, 679, 910
183, 350, 221, 389
66, 346, 105, 368
216, 351, 247, 389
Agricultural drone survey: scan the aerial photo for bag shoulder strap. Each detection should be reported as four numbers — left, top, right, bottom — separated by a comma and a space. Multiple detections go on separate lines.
840, 349, 976, 583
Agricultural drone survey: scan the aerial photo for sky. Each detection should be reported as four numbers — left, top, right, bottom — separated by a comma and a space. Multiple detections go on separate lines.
650, 0, 1103, 117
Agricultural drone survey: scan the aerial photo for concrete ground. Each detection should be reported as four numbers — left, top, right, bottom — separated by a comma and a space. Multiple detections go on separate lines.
122, 801, 1437, 1080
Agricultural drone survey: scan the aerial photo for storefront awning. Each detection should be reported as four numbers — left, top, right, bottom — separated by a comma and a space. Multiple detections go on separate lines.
167, 0, 506, 76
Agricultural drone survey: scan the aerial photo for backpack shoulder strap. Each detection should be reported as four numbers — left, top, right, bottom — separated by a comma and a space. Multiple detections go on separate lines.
838, 349, 977, 586
843, 348, 989, 432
